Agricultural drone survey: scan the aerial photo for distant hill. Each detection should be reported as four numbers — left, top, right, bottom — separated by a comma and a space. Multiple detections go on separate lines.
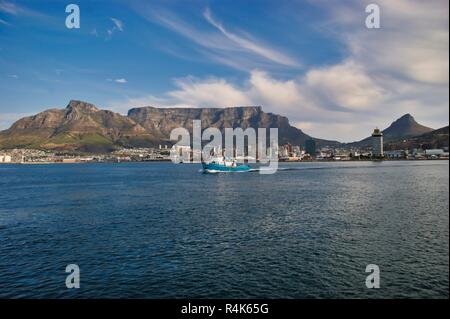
349, 113, 434, 147
384, 125, 449, 151
0, 100, 338, 153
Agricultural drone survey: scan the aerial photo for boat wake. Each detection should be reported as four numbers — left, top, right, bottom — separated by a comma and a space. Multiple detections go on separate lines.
199, 162, 439, 174
200, 167, 302, 174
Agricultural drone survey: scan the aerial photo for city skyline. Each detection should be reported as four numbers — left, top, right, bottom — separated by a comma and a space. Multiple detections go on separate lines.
0, 0, 448, 142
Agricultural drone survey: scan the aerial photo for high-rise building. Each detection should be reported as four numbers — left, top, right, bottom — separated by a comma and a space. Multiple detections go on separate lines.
305, 139, 316, 157
286, 143, 293, 155
371, 128, 384, 158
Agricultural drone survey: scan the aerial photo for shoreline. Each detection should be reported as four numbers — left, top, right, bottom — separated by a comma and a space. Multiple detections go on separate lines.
1, 158, 448, 165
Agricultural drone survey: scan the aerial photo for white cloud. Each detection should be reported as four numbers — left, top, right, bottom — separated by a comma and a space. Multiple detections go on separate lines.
341, 0, 449, 86
106, 78, 127, 84
90, 28, 99, 37
106, 17, 124, 38
110, 17, 124, 32
0, 0, 46, 18
0, 18, 11, 26
111, 56, 447, 142
7, 74, 18, 79
247, 70, 304, 114
168, 76, 250, 107
303, 60, 384, 110
0, 1, 17, 14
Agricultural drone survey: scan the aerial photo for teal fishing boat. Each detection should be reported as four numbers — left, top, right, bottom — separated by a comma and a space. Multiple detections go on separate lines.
202, 156, 251, 173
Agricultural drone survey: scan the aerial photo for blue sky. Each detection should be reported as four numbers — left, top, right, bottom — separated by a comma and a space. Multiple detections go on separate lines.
0, 0, 448, 141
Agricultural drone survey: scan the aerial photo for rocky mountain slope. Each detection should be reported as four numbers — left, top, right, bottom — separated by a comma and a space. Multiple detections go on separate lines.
0, 100, 155, 152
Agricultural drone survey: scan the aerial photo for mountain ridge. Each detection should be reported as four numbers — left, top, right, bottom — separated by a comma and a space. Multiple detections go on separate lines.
1, 100, 442, 153
0, 100, 339, 152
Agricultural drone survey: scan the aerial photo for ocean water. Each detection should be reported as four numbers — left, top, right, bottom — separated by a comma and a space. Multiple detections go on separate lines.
0, 161, 448, 298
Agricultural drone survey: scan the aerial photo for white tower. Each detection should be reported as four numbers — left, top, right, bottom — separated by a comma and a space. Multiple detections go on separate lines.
371, 128, 384, 158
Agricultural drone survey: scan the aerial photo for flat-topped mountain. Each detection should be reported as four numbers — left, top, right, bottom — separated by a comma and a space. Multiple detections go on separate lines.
0, 100, 338, 152
127, 105, 336, 146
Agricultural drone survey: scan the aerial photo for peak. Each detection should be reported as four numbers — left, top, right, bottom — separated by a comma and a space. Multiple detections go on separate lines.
389, 113, 417, 127
399, 113, 414, 120
395, 113, 416, 123
66, 100, 99, 112
383, 113, 434, 138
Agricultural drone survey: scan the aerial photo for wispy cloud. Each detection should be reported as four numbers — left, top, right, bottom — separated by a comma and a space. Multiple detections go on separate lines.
0, 18, 11, 26
0, 1, 17, 14
110, 17, 124, 31
107, 78, 127, 84
136, 5, 300, 71
90, 28, 99, 37
90, 17, 124, 39
0, 0, 46, 18
203, 8, 298, 67
7, 74, 18, 79
106, 17, 124, 38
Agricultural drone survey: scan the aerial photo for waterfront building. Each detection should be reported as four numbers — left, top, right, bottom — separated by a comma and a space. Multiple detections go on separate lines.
334, 151, 351, 161
280, 145, 290, 158
0, 155, 12, 163
286, 143, 293, 155
424, 149, 449, 158
411, 148, 425, 158
384, 150, 407, 159
371, 128, 384, 158
350, 151, 360, 158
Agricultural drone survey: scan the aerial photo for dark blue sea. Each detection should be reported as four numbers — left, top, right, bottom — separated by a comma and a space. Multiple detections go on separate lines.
0, 161, 448, 298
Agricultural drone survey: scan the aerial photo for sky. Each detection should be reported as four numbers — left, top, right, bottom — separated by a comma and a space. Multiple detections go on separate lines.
0, 0, 448, 142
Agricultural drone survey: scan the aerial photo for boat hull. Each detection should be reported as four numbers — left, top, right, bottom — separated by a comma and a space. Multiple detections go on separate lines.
202, 162, 251, 173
